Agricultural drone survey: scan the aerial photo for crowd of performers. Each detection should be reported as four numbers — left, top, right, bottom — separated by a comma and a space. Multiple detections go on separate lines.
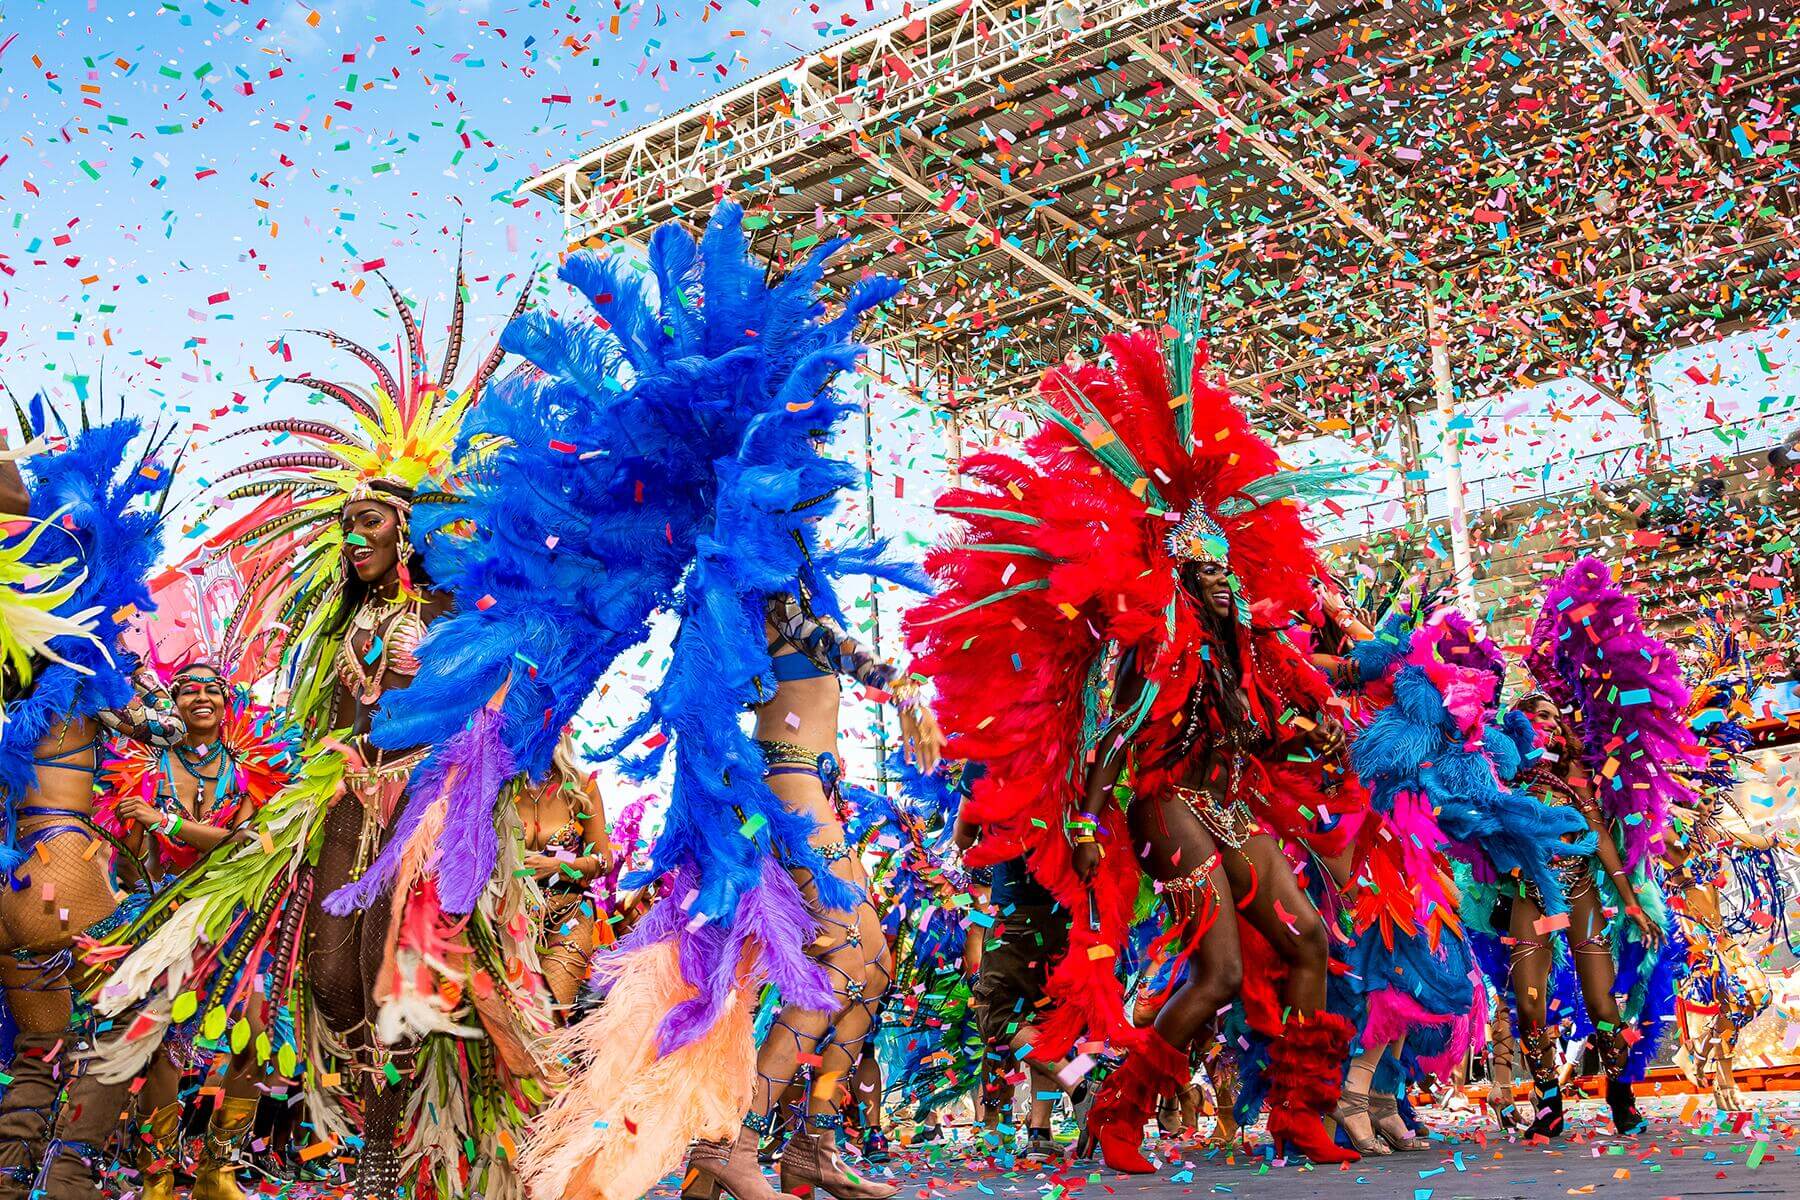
1, 206, 1797, 1200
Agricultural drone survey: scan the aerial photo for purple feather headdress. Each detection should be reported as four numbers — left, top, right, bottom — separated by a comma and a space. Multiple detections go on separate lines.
1525, 557, 1701, 868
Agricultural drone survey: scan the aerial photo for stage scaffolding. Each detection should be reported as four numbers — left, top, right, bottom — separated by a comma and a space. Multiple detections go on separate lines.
523, 0, 1800, 622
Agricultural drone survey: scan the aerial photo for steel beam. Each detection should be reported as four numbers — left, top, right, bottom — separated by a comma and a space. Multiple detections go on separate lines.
850, 136, 1133, 326
1538, 0, 1719, 172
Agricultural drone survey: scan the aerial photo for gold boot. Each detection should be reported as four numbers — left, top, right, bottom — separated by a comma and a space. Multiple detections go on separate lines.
137, 1102, 185, 1200
190, 1096, 259, 1200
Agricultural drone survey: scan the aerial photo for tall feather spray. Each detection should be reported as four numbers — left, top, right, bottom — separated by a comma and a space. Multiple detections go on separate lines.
906, 331, 1353, 1058
1526, 556, 1700, 868
355, 203, 903, 1024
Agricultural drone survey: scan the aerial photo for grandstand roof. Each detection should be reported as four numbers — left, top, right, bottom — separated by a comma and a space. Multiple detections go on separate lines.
523, 0, 1800, 445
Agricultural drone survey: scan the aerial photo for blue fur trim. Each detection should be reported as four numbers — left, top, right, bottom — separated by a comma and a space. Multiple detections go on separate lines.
1345, 608, 1413, 687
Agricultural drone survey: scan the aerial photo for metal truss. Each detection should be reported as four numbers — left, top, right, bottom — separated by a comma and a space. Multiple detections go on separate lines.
525, 0, 1193, 245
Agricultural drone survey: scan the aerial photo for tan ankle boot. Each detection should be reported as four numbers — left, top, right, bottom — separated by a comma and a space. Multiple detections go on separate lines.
190, 1096, 258, 1200
687, 1128, 799, 1200
779, 1126, 898, 1200
137, 1102, 186, 1200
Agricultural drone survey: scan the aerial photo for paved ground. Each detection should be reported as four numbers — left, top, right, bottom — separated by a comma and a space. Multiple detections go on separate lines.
822, 1095, 1800, 1200
158, 1093, 1800, 1197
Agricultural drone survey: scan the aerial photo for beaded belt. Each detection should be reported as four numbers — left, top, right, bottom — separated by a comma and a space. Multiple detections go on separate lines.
1168, 783, 1259, 850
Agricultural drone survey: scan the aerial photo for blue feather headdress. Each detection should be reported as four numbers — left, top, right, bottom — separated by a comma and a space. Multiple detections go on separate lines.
1, 396, 174, 871
346, 204, 909, 1050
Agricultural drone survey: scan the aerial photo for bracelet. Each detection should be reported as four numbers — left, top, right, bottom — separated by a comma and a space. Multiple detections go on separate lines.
887, 675, 925, 711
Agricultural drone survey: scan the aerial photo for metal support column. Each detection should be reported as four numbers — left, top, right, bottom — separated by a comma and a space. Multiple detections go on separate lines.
1634, 353, 1664, 469
948, 407, 966, 489
1397, 400, 1428, 528
861, 381, 892, 798
1426, 296, 1477, 615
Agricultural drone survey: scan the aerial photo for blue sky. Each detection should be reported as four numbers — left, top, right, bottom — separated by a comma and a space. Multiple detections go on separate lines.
0, 0, 902, 522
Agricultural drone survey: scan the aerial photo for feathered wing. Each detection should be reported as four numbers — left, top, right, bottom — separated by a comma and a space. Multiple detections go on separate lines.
1526, 557, 1701, 869
312, 206, 909, 1200
360, 205, 902, 942
0, 513, 103, 721
1, 402, 171, 869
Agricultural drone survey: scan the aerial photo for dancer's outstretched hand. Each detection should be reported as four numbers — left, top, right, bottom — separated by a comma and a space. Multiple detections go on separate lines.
1071, 840, 1102, 883
902, 703, 946, 774
1628, 903, 1663, 949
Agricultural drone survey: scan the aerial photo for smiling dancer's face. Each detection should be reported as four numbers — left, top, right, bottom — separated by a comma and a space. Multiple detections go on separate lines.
1520, 696, 1567, 757
341, 499, 404, 586
172, 669, 227, 737
1180, 560, 1235, 621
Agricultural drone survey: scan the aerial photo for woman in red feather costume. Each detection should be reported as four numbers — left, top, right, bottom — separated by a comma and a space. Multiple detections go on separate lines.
906, 331, 1367, 1172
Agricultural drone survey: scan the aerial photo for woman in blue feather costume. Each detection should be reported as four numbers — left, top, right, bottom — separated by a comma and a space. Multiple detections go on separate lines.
334, 204, 941, 1200
0, 401, 184, 1200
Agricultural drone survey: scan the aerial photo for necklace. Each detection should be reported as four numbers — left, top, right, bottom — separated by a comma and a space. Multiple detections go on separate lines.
176, 740, 226, 775
335, 592, 423, 706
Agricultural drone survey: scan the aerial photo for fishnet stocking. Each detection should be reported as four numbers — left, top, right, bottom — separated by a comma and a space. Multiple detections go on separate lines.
538, 898, 595, 1015
303, 796, 374, 1052
299, 792, 418, 1190
356, 1075, 410, 1198
807, 901, 892, 1121
0, 826, 124, 1200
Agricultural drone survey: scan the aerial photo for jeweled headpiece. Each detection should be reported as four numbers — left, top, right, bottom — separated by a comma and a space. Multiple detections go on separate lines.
1164, 504, 1231, 566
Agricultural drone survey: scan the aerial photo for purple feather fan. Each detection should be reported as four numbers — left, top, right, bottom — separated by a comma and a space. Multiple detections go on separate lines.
615, 859, 835, 1054
1525, 556, 1701, 868
324, 705, 516, 916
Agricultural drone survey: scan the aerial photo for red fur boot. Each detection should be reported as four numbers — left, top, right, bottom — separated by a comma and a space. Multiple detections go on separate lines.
1265, 1012, 1360, 1165
1081, 1029, 1190, 1174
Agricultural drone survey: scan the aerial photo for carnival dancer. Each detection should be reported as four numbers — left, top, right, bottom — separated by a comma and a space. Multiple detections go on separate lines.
1329, 606, 1594, 1155
317, 206, 936, 1200
0, 401, 184, 1200
79, 273, 547, 1200
514, 731, 611, 1015
1510, 557, 1694, 1138
906, 329, 1371, 1173
1665, 766, 1783, 1113
86, 661, 296, 1200
1666, 620, 1790, 1113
